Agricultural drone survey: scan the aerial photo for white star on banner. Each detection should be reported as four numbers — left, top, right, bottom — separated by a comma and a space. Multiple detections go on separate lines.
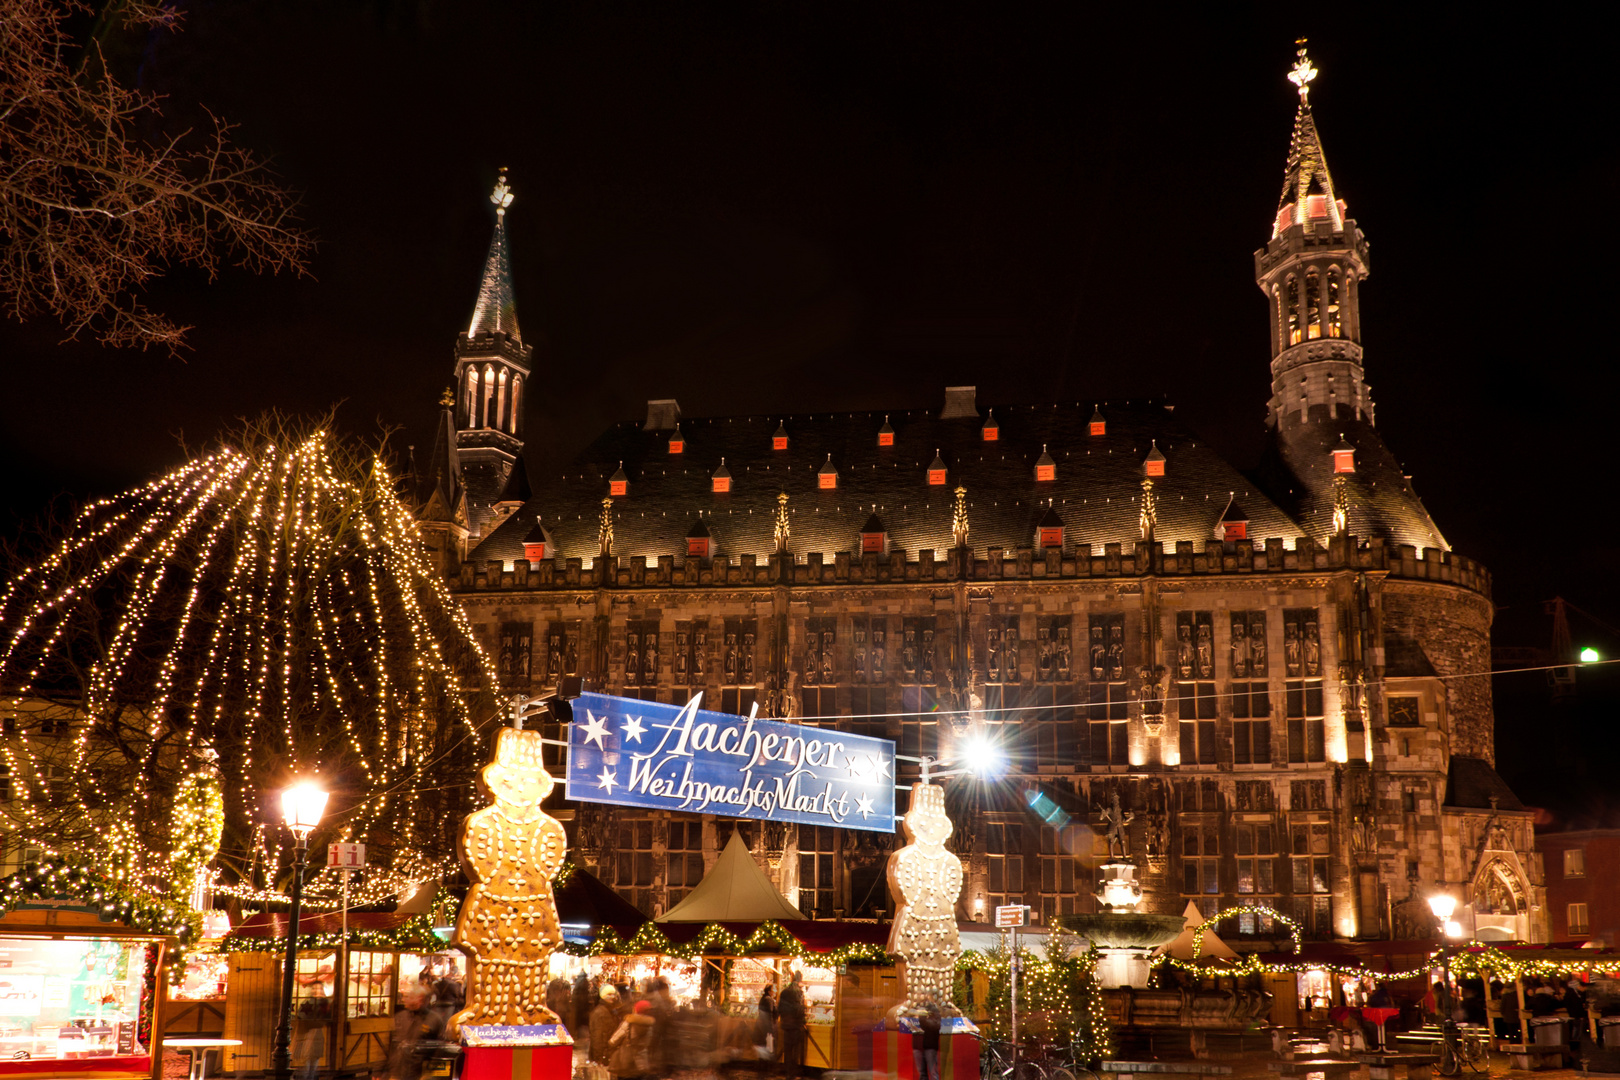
847, 754, 870, 779
622, 715, 647, 743
856, 793, 875, 820
596, 767, 619, 794
580, 711, 610, 749
877, 755, 892, 779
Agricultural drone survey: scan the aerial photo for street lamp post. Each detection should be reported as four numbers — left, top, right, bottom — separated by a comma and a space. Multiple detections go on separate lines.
270, 782, 329, 1080
1428, 892, 1462, 1073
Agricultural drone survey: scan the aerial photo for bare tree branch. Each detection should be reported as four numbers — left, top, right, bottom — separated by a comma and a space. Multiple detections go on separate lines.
0, 0, 314, 351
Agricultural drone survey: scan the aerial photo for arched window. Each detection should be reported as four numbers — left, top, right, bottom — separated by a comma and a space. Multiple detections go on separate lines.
463, 368, 476, 427
1286, 275, 1302, 345
483, 364, 496, 429
496, 368, 508, 433
511, 375, 523, 437
1326, 268, 1342, 338
1304, 268, 1321, 340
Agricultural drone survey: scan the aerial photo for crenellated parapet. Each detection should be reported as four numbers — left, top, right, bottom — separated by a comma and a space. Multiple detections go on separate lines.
458, 533, 1490, 598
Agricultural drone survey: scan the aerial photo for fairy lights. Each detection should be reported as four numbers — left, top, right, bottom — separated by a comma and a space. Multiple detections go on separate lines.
0, 420, 501, 909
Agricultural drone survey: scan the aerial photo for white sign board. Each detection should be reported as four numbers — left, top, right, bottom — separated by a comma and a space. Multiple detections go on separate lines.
327, 842, 367, 868
995, 904, 1027, 928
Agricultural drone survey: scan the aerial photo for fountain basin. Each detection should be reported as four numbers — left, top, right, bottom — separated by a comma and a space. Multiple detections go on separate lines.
1054, 911, 1187, 950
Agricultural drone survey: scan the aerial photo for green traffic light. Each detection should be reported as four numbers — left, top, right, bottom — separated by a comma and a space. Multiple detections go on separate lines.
1580, 647, 1601, 663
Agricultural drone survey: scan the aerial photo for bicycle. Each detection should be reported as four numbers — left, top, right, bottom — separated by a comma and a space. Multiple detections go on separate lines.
980, 1036, 1090, 1080
1437, 1026, 1489, 1075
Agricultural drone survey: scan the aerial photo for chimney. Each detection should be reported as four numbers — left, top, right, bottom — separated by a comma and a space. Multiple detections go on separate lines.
939, 386, 979, 419
645, 399, 682, 431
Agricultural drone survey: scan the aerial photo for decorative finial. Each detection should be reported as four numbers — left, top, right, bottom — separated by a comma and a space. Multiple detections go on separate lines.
952, 485, 969, 547
491, 169, 515, 217
598, 495, 614, 556
1332, 473, 1351, 536
774, 491, 790, 553
1139, 476, 1158, 541
1288, 39, 1318, 103
439, 387, 455, 408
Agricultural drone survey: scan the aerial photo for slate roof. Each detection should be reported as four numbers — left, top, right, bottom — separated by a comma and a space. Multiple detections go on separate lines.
467, 214, 521, 344
1445, 756, 1526, 812
1262, 416, 1448, 553
469, 396, 1311, 567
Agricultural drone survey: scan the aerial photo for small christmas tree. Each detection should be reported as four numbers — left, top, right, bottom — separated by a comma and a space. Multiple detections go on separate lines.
1069, 946, 1111, 1066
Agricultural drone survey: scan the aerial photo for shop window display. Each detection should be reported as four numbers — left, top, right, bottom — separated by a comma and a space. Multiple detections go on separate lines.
0, 935, 155, 1060
171, 953, 229, 1002
344, 951, 395, 1018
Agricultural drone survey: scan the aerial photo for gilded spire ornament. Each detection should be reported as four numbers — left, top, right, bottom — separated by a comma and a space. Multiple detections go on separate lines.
1139, 478, 1157, 541
598, 495, 614, 556
1287, 39, 1318, 102
951, 485, 969, 547
1332, 474, 1351, 536
490, 169, 515, 217
774, 491, 790, 552
439, 387, 455, 408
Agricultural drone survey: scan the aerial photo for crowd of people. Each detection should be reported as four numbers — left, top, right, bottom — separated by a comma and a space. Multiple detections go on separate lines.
563, 970, 812, 1080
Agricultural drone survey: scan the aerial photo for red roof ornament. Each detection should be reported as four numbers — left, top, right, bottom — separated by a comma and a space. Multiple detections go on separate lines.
522, 516, 553, 562
609, 462, 628, 498
1089, 406, 1106, 437
928, 450, 947, 486
860, 511, 887, 554
773, 421, 789, 451
982, 409, 1000, 442
686, 516, 713, 558
712, 458, 732, 494
1038, 502, 1064, 549
878, 415, 895, 447
668, 424, 684, 454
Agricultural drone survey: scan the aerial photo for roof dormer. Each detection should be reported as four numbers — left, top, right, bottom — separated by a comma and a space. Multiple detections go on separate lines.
1143, 440, 1166, 478
773, 421, 789, 451
1216, 498, 1249, 541
668, 424, 685, 454
860, 512, 888, 554
686, 517, 713, 558
1332, 434, 1356, 474
878, 415, 895, 447
1035, 444, 1055, 482
1037, 504, 1064, 549
609, 462, 628, 498
1089, 406, 1106, 437
712, 458, 732, 494
982, 409, 1000, 442
818, 454, 838, 490
522, 516, 553, 563
927, 451, 947, 486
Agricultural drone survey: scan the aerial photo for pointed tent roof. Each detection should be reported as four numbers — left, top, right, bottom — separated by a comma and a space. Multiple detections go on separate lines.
495, 455, 532, 507
1275, 46, 1345, 236
468, 174, 522, 343
1159, 900, 1238, 960
656, 830, 806, 923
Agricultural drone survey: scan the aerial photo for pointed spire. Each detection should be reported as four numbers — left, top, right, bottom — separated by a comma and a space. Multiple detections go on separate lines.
468, 170, 522, 343
495, 455, 532, 508
1274, 41, 1345, 237
773, 491, 791, 553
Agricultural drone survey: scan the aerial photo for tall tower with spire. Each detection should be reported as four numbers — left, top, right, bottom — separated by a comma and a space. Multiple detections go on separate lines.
1256, 45, 1445, 552
454, 171, 532, 540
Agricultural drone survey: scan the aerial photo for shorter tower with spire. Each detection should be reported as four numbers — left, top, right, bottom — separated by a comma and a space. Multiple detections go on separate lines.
454, 170, 533, 539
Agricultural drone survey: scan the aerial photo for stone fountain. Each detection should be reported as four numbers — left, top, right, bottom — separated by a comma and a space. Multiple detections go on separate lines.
1055, 793, 1185, 988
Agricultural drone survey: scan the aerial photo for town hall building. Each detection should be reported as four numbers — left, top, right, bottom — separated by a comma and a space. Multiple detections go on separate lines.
411, 51, 1547, 945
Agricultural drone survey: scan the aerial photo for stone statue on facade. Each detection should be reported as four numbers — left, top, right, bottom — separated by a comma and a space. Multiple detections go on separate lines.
1098, 789, 1135, 858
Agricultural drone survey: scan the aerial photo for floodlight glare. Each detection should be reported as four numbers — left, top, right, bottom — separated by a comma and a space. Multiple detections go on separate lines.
1581, 647, 1601, 663
963, 733, 1006, 777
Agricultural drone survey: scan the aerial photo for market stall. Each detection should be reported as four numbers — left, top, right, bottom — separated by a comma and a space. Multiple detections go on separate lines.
0, 864, 187, 1080
216, 908, 453, 1075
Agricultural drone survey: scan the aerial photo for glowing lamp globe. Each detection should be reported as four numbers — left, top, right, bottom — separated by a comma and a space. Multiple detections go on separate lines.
281, 782, 329, 839
1445, 919, 1466, 939
1581, 647, 1601, 663
1427, 893, 1457, 922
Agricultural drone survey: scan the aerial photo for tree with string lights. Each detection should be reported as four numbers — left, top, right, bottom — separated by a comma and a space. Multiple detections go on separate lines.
0, 413, 502, 909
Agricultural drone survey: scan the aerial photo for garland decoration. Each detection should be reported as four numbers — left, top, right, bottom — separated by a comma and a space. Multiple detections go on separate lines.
1191, 904, 1302, 958
0, 858, 198, 944
581, 918, 893, 967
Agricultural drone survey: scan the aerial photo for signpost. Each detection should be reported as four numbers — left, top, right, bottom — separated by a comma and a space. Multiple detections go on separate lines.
566, 691, 896, 833
995, 905, 1028, 1057
327, 843, 366, 995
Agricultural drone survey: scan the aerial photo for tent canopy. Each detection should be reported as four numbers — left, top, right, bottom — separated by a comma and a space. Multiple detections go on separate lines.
1159, 900, 1238, 960
657, 830, 806, 923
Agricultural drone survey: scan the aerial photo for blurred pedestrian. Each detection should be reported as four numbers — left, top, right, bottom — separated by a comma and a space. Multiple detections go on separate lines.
777, 971, 807, 1072
548, 977, 574, 1037
912, 1004, 941, 1080
388, 988, 445, 1080
610, 999, 656, 1079
754, 986, 777, 1061
590, 985, 623, 1067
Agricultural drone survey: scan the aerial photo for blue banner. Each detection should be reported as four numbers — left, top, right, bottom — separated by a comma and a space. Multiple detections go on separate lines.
565, 692, 896, 833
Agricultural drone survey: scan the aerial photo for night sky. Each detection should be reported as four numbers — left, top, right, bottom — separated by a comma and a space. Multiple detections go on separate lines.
2, 6, 1617, 801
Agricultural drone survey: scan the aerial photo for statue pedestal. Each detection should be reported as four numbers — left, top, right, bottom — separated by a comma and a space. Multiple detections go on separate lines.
461, 1026, 573, 1080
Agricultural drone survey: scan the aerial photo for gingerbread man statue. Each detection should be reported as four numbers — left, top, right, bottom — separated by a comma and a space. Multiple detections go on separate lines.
886, 782, 963, 1012
449, 727, 568, 1036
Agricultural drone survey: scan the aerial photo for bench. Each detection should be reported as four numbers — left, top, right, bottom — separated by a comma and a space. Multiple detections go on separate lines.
1355, 1051, 1437, 1080
1267, 1059, 1362, 1079
1099, 1061, 1234, 1080
1497, 1043, 1567, 1071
